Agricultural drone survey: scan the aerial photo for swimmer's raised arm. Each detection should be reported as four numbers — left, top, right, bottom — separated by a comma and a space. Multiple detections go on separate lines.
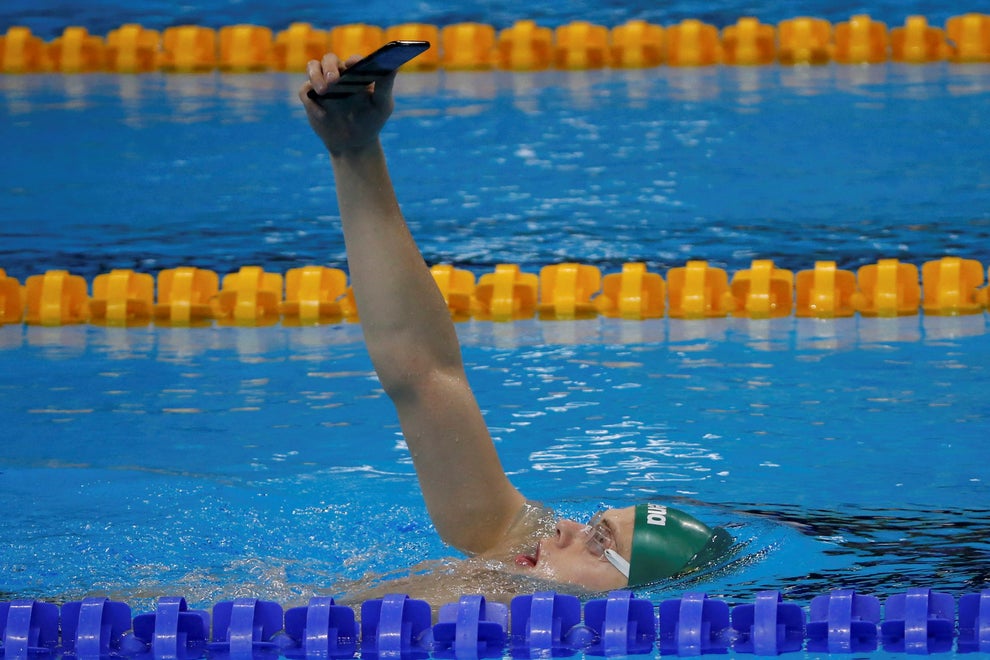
300, 53, 526, 555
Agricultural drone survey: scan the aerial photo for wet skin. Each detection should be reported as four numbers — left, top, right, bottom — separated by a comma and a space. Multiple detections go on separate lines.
514, 505, 636, 591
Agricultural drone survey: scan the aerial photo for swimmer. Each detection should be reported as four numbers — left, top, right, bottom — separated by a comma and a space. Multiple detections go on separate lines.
299, 52, 730, 603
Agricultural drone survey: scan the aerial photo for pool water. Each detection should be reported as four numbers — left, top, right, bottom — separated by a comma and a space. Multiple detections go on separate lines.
2, 314, 989, 609
2, 20, 990, 655
2, 65, 990, 281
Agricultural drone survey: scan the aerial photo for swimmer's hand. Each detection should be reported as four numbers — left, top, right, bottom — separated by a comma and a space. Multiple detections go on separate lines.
299, 52, 396, 156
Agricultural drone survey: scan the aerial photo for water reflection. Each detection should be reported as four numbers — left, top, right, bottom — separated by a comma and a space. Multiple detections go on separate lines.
394, 70, 442, 99
1, 316, 987, 359
922, 313, 988, 341
24, 325, 89, 357
726, 66, 768, 111
857, 316, 923, 344
440, 70, 499, 101
219, 74, 284, 122
948, 63, 990, 96
834, 63, 889, 96
731, 501, 990, 600
669, 318, 729, 344
778, 65, 835, 96
2, 63, 989, 119
163, 73, 219, 122
665, 66, 722, 101
0, 324, 24, 350
89, 325, 156, 359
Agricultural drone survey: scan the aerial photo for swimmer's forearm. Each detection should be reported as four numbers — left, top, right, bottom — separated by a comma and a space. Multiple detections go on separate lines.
331, 141, 462, 382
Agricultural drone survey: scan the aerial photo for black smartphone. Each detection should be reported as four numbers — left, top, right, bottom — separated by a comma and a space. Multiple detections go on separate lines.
307, 40, 431, 101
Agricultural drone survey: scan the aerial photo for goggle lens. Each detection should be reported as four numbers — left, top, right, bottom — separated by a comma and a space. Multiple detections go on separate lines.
582, 511, 629, 578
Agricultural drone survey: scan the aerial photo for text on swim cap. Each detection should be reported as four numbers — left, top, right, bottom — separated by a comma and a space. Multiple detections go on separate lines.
646, 503, 667, 526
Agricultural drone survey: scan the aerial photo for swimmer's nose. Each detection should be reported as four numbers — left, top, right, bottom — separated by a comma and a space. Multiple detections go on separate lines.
554, 519, 585, 547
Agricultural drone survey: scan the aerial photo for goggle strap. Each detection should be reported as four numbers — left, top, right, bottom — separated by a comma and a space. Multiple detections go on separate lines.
604, 548, 630, 578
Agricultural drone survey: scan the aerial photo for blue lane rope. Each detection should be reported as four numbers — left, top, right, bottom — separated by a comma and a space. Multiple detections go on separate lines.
3, 588, 989, 657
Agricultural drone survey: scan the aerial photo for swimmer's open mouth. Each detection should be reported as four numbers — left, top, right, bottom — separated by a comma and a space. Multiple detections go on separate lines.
514, 541, 541, 568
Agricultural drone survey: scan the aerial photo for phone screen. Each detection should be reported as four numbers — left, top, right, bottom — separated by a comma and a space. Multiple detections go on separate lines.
308, 41, 431, 100
349, 41, 431, 74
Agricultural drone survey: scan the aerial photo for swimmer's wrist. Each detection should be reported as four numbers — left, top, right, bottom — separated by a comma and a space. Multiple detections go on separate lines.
328, 139, 383, 160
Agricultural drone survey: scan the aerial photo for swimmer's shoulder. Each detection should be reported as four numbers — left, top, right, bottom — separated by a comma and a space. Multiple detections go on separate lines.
483, 499, 556, 557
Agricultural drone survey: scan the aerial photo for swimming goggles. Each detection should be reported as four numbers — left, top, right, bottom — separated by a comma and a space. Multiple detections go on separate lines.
583, 511, 631, 578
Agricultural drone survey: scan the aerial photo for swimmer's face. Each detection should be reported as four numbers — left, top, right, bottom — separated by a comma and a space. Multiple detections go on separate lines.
514, 506, 635, 592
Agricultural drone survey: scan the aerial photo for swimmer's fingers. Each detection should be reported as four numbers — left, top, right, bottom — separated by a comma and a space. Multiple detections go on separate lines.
301, 53, 388, 106
299, 63, 325, 106
300, 53, 342, 102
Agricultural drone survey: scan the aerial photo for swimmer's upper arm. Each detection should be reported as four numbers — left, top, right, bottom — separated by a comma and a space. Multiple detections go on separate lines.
390, 363, 526, 555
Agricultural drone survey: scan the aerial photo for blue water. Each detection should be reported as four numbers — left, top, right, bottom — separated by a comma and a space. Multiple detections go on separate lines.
3, 65, 990, 281
2, 317, 989, 609
2, 2, 990, 654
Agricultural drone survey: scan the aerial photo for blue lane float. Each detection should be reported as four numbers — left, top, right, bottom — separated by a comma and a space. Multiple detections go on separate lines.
0, 600, 60, 657
582, 591, 655, 656
61, 598, 135, 658
284, 597, 357, 659
509, 591, 586, 656
208, 599, 284, 657
879, 588, 955, 654
361, 595, 432, 660
806, 589, 880, 654
3, 588, 990, 658
958, 590, 990, 654
731, 590, 805, 655
432, 595, 506, 659
131, 597, 209, 658
657, 592, 730, 655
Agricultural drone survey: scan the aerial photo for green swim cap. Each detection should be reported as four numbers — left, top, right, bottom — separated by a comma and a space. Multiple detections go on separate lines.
627, 503, 730, 586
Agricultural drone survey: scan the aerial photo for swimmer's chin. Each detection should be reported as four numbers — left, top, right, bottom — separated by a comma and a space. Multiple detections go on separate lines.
507, 560, 553, 580
501, 563, 593, 597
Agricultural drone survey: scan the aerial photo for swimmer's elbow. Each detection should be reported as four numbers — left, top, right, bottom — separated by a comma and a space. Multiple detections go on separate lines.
372, 342, 465, 403
436, 515, 513, 556
431, 490, 527, 556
